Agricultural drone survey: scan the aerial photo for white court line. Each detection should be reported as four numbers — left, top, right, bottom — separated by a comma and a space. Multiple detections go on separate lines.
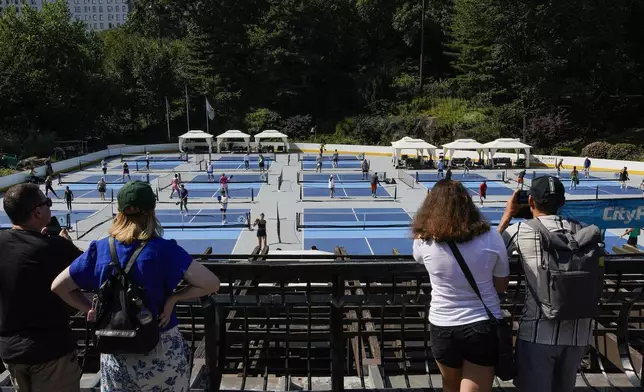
365, 238, 375, 255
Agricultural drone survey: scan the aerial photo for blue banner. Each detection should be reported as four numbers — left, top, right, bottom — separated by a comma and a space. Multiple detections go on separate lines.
560, 199, 644, 229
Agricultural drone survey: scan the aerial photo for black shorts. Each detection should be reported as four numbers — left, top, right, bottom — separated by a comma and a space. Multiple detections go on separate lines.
257, 229, 266, 238
430, 320, 498, 368
628, 237, 638, 246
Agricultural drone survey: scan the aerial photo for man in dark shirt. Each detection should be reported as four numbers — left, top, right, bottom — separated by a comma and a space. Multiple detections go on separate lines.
370, 172, 380, 198
0, 183, 82, 392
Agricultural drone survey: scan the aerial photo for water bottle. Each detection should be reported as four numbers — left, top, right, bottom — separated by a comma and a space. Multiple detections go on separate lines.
133, 298, 153, 325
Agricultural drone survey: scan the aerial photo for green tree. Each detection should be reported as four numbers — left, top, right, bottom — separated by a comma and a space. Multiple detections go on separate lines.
0, 1, 105, 149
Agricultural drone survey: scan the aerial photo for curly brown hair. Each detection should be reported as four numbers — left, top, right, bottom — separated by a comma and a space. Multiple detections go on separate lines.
412, 180, 490, 243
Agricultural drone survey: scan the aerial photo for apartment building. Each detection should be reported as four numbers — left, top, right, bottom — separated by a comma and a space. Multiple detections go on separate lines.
0, 0, 130, 31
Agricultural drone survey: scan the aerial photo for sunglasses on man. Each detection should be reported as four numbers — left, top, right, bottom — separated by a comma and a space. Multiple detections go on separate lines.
33, 198, 53, 210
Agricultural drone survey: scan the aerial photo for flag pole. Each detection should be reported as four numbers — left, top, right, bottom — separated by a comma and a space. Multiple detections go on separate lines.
185, 85, 190, 132
205, 97, 210, 134
165, 96, 171, 141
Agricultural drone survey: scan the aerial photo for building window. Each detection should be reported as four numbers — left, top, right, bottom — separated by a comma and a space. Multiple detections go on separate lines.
98, 6, 102, 11
100, 22, 104, 28
99, 14, 103, 20
92, 14, 96, 20
93, 22, 97, 28
107, 6, 111, 11
115, 5, 118, 11
108, 14, 112, 20
92, 5, 95, 11
75, 6, 80, 12
115, 13, 119, 20
122, 14, 126, 21
117, 22, 120, 26
122, 4, 126, 11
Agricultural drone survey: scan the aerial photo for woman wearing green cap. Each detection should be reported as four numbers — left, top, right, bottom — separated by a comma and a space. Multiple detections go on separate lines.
51, 181, 220, 391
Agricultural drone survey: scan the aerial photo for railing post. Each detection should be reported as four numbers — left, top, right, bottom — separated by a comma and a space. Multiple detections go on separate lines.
330, 275, 346, 392
202, 295, 225, 392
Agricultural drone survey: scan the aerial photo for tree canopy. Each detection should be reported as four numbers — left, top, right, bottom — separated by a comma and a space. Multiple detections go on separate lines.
1, 0, 644, 157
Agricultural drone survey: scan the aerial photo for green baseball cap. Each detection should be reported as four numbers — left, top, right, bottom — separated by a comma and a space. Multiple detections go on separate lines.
117, 181, 156, 214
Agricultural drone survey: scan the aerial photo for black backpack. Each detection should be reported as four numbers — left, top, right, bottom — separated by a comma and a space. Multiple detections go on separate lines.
93, 237, 160, 355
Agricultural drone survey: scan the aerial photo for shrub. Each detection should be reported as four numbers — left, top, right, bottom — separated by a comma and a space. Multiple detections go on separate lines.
244, 108, 282, 135
581, 141, 612, 159
607, 143, 641, 161
551, 147, 578, 157
282, 115, 312, 140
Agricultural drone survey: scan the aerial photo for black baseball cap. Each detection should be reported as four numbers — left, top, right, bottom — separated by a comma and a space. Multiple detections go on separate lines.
529, 176, 565, 203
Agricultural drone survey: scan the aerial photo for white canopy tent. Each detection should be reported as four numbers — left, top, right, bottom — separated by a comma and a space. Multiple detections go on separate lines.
216, 130, 251, 153
442, 139, 485, 160
391, 137, 438, 163
254, 129, 289, 152
481, 138, 532, 167
178, 130, 214, 154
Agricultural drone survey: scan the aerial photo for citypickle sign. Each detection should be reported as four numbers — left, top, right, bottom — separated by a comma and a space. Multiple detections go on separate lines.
560, 199, 644, 229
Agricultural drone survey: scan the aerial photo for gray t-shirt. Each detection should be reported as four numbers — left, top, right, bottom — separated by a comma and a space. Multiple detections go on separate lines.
370, 174, 379, 185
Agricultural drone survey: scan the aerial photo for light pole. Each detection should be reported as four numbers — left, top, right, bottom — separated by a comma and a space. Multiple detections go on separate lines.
419, 0, 426, 94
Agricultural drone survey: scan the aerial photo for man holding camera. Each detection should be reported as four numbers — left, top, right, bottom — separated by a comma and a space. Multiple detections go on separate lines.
497, 176, 602, 392
0, 184, 83, 392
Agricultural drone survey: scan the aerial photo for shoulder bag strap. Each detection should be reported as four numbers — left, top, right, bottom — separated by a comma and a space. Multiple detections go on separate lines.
124, 241, 148, 275
446, 241, 497, 323
108, 237, 148, 276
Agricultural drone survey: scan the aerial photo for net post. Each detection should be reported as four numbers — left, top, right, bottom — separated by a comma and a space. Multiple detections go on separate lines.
156, 188, 159, 201
251, 188, 254, 203
111, 188, 114, 202
299, 159, 303, 171
75, 220, 79, 240
276, 202, 281, 243
502, 171, 506, 182
287, 154, 291, 166
300, 184, 303, 200
146, 173, 150, 183
415, 171, 419, 183
394, 186, 397, 201
596, 185, 599, 200
66, 213, 71, 229
136, 161, 139, 172
78, 161, 82, 172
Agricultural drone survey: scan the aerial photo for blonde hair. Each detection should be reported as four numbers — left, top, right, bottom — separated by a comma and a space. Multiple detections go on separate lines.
108, 209, 163, 244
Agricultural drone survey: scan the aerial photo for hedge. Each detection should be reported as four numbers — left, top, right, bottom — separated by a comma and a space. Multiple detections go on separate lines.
581, 141, 612, 159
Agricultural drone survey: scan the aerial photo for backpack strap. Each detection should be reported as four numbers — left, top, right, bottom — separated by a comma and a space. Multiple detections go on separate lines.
447, 242, 498, 323
108, 237, 149, 277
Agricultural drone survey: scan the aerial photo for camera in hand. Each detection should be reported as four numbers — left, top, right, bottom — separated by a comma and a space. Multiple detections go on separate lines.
45, 216, 62, 235
515, 190, 533, 219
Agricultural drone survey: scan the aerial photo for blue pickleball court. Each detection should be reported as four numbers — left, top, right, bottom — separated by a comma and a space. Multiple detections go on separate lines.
422, 180, 515, 197
156, 208, 250, 254
300, 159, 363, 170
301, 183, 393, 198
299, 172, 385, 183
190, 173, 267, 184
0, 210, 97, 229
413, 171, 498, 182
172, 183, 262, 199
301, 208, 413, 255
564, 180, 642, 196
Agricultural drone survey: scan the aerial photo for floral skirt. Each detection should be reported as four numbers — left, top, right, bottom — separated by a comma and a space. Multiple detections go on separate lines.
100, 326, 191, 392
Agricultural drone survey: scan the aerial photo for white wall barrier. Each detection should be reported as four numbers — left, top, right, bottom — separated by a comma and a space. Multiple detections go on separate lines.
0, 143, 180, 191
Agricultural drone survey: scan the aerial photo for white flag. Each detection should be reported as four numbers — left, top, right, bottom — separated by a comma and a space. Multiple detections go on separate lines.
206, 98, 215, 120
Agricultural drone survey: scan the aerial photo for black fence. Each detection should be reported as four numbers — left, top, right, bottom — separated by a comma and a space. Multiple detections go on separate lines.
61, 254, 644, 391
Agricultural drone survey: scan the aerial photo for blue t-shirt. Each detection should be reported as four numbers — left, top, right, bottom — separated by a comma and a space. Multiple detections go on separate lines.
69, 237, 193, 331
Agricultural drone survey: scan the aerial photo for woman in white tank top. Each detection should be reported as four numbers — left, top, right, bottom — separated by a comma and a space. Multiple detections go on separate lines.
412, 179, 510, 392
